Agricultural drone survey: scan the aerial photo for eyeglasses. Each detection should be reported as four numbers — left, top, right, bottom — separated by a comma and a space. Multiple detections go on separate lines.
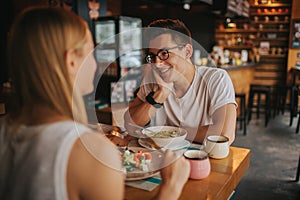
145, 44, 186, 64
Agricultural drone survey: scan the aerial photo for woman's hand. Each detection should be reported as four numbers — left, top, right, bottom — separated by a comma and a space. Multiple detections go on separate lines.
155, 150, 190, 200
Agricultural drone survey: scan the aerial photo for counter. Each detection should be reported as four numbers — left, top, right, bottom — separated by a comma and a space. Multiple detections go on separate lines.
220, 63, 257, 102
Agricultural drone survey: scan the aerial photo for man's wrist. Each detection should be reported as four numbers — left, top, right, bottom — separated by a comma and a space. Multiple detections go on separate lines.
146, 91, 163, 108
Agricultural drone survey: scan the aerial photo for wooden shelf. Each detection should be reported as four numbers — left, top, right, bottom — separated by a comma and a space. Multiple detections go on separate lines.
216, 29, 255, 33
216, 29, 289, 33
254, 37, 288, 41
256, 29, 289, 32
260, 54, 286, 58
251, 21, 290, 24
250, 13, 290, 16
222, 45, 253, 49
250, 3, 291, 8
214, 1, 291, 86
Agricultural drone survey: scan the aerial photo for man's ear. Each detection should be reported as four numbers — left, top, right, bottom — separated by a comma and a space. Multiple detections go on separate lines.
185, 44, 193, 59
65, 49, 76, 76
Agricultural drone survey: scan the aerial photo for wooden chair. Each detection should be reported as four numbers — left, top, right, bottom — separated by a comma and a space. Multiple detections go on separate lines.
272, 85, 289, 117
235, 93, 247, 135
296, 154, 300, 182
247, 84, 272, 127
289, 84, 300, 133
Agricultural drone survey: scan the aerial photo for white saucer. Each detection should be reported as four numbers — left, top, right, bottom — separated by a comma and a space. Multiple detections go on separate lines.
138, 139, 191, 151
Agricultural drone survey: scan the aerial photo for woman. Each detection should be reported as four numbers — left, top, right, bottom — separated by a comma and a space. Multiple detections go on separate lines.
0, 7, 190, 200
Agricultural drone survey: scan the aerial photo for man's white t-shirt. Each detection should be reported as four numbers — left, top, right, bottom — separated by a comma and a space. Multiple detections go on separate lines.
137, 66, 237, 139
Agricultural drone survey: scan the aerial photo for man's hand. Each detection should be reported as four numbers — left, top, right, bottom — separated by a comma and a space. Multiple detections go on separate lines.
151, 69, 173, 103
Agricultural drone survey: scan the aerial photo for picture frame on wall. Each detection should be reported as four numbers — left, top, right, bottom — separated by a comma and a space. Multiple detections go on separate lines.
291, 19, 300, 49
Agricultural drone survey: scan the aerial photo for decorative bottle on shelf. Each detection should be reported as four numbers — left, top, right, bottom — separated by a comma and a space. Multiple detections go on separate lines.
237, 34, 242, 46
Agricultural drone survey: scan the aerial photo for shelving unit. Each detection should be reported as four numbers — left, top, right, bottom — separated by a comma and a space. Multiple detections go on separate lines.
214, 0, 292, 85
250, 0, 291, 85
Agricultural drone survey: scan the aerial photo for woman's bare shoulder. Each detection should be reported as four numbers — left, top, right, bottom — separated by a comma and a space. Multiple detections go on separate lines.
71, 131, 122, 171
67, 130, 124, 200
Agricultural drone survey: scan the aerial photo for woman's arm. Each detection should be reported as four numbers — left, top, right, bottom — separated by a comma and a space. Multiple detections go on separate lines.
67, 133, 190, 200
67, 132, 124, 200
154, 150, 190, 200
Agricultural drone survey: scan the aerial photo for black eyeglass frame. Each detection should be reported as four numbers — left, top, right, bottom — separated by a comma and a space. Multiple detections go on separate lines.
145, 44, 186, 64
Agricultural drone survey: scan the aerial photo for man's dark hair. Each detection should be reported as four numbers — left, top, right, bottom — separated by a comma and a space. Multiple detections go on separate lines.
144, 19, 192, 46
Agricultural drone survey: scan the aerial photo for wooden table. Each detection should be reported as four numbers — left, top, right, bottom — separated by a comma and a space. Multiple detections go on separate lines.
124, 146, 250, 200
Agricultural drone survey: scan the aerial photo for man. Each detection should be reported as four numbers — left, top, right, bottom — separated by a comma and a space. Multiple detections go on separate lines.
124, 19, 236, 145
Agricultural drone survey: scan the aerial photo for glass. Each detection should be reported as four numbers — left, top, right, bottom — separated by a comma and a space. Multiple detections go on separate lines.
145, 44, 186, 64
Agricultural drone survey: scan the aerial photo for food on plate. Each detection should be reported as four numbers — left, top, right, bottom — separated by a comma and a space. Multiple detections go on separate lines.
109, 128, 124, 137
122, 150, 152, 173
153, 130, 180, 138
105, 134, 128, 147
142, 126, 187, 147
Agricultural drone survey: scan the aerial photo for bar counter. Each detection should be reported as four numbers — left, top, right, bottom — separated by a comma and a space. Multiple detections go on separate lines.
220, 63, 257, 96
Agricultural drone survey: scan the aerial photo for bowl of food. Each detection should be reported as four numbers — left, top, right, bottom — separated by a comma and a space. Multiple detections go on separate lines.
142, 126, 187, 147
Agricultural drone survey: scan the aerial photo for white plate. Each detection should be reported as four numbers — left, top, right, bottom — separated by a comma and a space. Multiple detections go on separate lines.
126, 170, 160, 181
138, 139, 191, 151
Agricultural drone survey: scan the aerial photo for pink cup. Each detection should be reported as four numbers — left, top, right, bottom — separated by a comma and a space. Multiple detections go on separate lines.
184, 150, 211, 180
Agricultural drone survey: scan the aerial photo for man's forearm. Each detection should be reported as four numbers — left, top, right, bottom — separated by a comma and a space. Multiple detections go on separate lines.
125, 99, 157, 126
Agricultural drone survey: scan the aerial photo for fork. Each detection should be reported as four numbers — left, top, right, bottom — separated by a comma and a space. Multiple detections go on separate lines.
142, 137, 166, 152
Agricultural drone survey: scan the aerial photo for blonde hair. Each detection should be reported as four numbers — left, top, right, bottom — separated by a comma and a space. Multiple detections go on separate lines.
8, 6, 89, 124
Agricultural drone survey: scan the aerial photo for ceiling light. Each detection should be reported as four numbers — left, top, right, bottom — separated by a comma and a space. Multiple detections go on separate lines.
183, 3, 190, 10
